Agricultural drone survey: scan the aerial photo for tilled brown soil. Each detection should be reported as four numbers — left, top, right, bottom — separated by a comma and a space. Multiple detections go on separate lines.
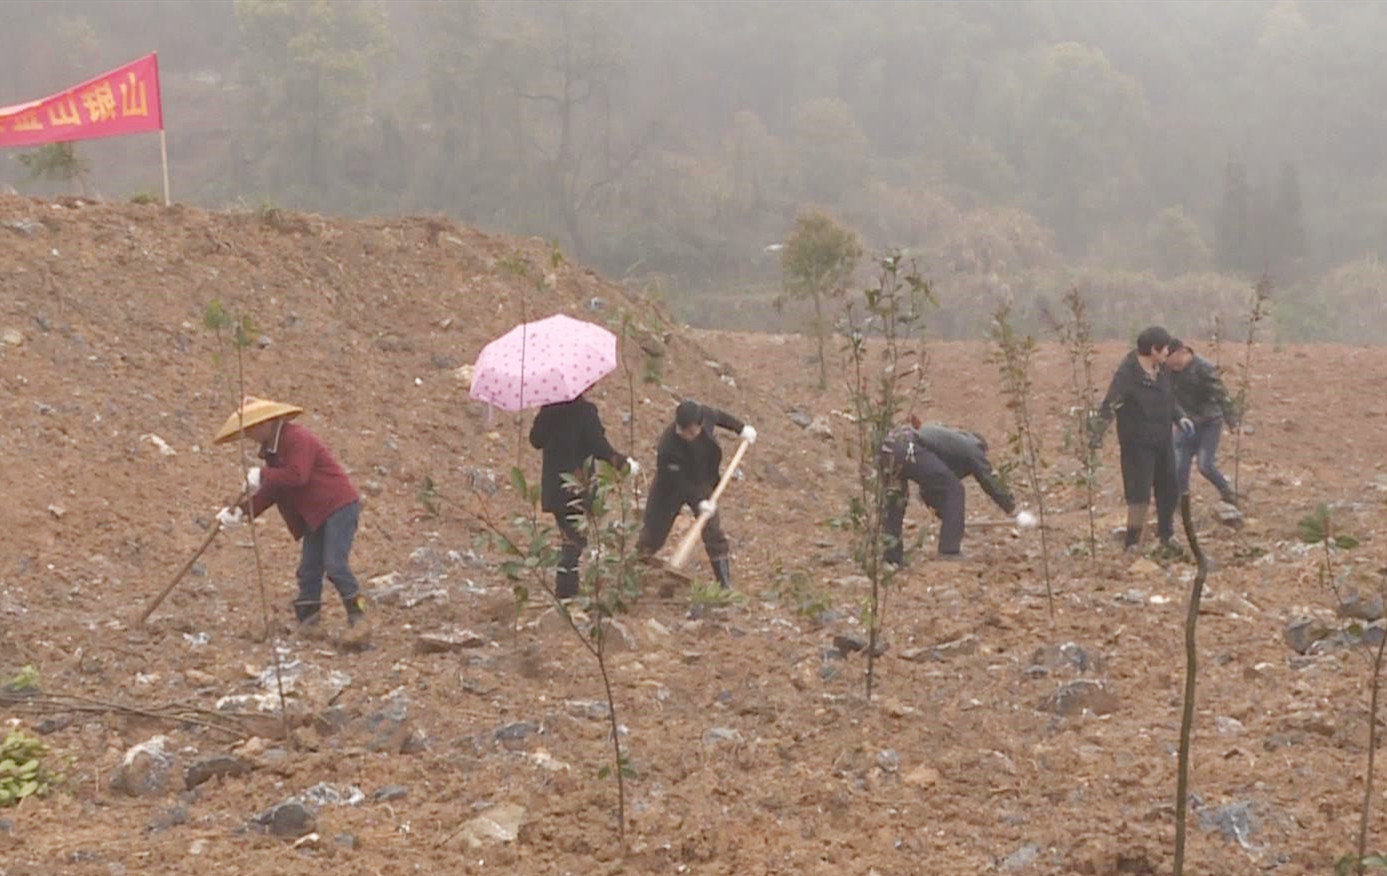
2, 195, 1387, 875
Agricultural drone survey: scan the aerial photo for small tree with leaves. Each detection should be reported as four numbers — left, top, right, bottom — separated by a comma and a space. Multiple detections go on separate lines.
202, 300, 290, 739
1053, 288, 1101, 561
1232, 276, 1272, 501
990, 301, 1054, 616
17, 142, 90, 196
780, 210, 863, 390
839, 253, 931, 698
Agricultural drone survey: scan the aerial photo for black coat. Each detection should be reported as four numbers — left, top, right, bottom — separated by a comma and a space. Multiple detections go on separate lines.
1098, 351, 1187, 448
651, 404, 745, 504
1171, 355, 1236, 425
911, 425, 1016, 514
528, 397, 627, 514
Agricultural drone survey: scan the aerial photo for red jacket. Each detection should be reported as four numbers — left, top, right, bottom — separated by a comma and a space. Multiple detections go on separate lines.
245, 422, 359, 540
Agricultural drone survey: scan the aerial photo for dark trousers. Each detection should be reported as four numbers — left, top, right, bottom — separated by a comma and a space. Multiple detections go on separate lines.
296, 501, 361, 618
881, 438, 965, 561
637, 489, 730, 565
553, 511, 586, 600
1175, 418, 1232, 498
1119, 441, 1178, 540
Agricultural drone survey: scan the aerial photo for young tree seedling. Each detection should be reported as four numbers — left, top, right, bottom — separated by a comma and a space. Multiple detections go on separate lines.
1232, 276, 1272, 502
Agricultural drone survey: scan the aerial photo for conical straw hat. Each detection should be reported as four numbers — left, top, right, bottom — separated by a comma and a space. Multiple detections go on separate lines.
213, 396, 303, 445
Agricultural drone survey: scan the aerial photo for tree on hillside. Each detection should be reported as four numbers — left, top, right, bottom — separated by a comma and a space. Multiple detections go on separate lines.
1148, 206, 1212, 277
1267, 161, 1308, 282
1215, 158, 1255, 275
234, 0, 393, 203
17, 143, 90, 196
779, 210, 863, 390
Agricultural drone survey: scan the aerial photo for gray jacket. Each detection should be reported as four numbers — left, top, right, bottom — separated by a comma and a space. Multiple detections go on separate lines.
910, 425, 1016, 515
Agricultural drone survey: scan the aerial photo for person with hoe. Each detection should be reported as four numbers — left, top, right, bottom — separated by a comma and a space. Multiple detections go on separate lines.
529, 391, 638, 600
880, 416, 1036, 565
212, 396, 368, 639
1090, 326, 1194, 553
1166, 338, 1240, 507
638, 399, 756, 589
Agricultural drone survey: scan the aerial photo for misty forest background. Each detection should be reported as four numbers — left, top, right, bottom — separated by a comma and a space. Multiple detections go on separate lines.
4, 0, 1384, 343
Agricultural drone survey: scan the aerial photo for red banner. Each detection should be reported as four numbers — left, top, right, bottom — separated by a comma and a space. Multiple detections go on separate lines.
0, 53, 163, 149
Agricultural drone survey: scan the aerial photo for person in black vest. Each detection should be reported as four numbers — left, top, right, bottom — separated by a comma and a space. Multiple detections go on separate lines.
529, 393, 638, 599
1090, 325, 1193, 552
880, 418, 1034, 564
1167, 338, 1239, 507
638, 399, 756, 589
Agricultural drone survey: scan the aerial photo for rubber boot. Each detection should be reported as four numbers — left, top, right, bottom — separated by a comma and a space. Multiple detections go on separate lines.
343, 594, 372, 645
293, 599, 323, 638
712, 557, 732, 590
556, 543, 582, 600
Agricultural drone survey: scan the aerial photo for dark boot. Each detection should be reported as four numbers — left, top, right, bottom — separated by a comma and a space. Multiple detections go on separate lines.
556, 543, 582, 600
712, 557, 732, 590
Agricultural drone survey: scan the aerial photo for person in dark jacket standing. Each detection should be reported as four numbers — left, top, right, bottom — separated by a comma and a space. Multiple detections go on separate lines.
1090, 326, 1193, 552
1167, 339, 1239, 506
638, 399, 756, 589
880, 420, 1034, 564
213, 396, 368, 638
529, 393, 637, 600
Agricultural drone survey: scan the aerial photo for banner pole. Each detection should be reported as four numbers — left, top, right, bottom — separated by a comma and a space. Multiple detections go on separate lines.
159, 129, 170, 206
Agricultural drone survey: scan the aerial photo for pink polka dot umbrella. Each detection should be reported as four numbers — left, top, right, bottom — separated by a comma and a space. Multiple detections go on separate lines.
469, 314, 618, 411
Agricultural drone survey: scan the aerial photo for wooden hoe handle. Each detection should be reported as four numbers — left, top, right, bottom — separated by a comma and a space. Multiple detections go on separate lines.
668, 438, 752, 571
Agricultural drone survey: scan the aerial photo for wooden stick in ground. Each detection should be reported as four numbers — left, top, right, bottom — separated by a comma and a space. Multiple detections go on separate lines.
668, 438, 752, 571
1173, 493, 1209, 876
139, 492, 247, 625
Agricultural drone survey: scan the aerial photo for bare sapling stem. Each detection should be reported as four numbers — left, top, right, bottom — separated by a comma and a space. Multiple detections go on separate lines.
990, 302, 1054, 618
1232, 277, 1272, 503
1357, 629, 1387, 875
1061, 289, 1100, 563
1173, 494, 1208, 876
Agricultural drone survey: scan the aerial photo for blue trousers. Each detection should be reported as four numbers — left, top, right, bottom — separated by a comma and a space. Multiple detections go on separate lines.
1175, 419, 1232, 497
296, 501, 361, 617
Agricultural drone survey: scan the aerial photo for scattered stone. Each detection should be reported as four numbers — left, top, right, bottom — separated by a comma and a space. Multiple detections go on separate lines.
1025, 642, 1096, 676
1197, 800, 1259, 848
833, 634, 866, 655
110, 736, 177, 797
876, 749, 900, 773
1284, 617, 1333, 655
334, 833, 359, 850
256, 335, 272, 349
1039, 680, 1118, 717
184, 754, 252, 789
903, 765, 940, 788
788, 410, 813, 429
902, 633, 980, 662
1338, 591, 1385, 622
1215, 716, 1245, 736
643, 617, 673, 647
453, 363, 474, 383
300, 782, 365, 807
361, 479, 384, 497
452, 802, 526, 849
415, 627, 487, 654
254, 800, 317, 839
46, 504, 65, 520
358, 692, 414, 754
882, 698, 916, 718
374, 334, 413, 353
598, 618, 638, 653
564, 699, 611, 721
806, 416, 834, 440
143, 433, 177, 456
702, 727, 744, 746
184, 669, 217, 687
430, 353, 460, 370
1, 329, 24, 346
1002, 842, 1040, 871
372, 785, 408, 803
495, 722, 539, 752
147, 804, 189, 831
188, 838, 208, 855
586, 296, 608, 312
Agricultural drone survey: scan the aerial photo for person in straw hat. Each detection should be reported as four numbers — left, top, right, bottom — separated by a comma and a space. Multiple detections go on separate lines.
213, 396, 367, 637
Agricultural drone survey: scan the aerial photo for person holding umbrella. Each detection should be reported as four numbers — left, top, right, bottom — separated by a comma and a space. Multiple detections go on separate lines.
637, 399, 756, 589
212, 396, 368, 639
470, 314, 637, 600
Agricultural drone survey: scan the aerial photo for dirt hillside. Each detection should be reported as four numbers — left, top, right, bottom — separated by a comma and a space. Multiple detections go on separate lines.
2, 195, 1387, 875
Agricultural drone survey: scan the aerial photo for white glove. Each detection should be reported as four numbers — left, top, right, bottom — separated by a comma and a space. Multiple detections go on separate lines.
245, 467, 262, 492
626, 459, 641, 478
698, 499, 717, 517
740, 425, 757, 445
1015, 510, 1038, 529
216, 506, 244, 528
1178, 418, 1195, 435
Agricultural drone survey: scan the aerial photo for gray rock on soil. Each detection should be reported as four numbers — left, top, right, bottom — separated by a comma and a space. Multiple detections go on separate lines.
1338, 591, 1385, 622
1284, 617, 1333, 654
1038, 680, 1118, 717
254, 800, 317, 838
184, 754, 252, 789
110, 736, 178, 798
